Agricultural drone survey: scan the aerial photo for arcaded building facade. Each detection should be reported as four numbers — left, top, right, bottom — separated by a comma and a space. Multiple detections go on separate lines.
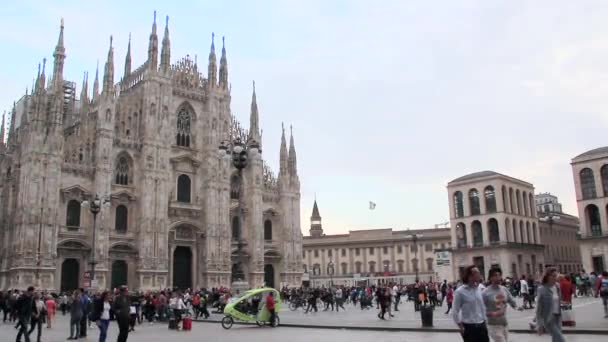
448, 171, 544, 280
0, 16, 303, 291
571, 147, 608, 273
302, 201, 452, 286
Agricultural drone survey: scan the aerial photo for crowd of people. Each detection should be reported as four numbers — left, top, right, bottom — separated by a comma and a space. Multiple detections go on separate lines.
0, 268, 606, 342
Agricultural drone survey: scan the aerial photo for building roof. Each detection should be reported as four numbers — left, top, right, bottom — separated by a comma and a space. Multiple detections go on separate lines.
311, 200, 321, 219
573, 146, 608, 161
449, 170, 501, 184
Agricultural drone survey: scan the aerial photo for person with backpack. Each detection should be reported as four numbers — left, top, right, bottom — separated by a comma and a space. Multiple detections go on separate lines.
597, 271, 608, 318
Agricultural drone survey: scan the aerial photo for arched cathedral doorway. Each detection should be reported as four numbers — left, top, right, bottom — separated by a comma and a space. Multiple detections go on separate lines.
264, 264, 275, 289
61, 259, 80, 292
173, 246, 192, 290
111, 260, 128, 289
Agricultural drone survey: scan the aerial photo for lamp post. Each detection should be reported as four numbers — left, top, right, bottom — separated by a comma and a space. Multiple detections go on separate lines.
327, 261, 334, 287
81, 194, 110, 288
407, 233, 423, 282
219, 137, 252, 284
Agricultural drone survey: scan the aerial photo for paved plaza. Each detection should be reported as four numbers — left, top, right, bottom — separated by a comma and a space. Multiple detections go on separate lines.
1, 296, 605, 342
0, 315, 605, 342
250, 295, 608, 332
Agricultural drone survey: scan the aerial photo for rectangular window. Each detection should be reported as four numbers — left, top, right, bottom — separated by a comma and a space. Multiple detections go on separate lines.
328, 249, 332, 257
383, 246, 388, 255
341, 249, 346, 257
314, 250, 319, 258
369, 247, 374, 255
302, 250, 306, 258
355, 248, 360, 256
397, 245, 403, 253
425, 244, 432, 252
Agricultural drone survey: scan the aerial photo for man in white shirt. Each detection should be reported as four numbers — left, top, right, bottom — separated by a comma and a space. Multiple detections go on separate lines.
520, 275, 530, 309
452, 265, 489, 342
393, 284, 401, 311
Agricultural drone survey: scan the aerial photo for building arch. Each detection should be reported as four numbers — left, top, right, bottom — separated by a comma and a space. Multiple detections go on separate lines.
453, 191, 464, 218
529, 193, 535, 217
456, 222, 467, 248
522, 191, 529, 216
115, 205, 128, 232
472, 220, 483, 247
509, 188, 514, 214
264, 219, 273, 240
580, 168, 597, 199
176, 102, 195, 148
532, 222, 538, 244
519, 220, 525, 243
601, 164, 608, 196
484, 186, 497, 213
469, 189, 481, 215
515, 189, 522, 215
505, 218, 511, 242
501, 185, 508, 212
177, 174, 191, 203
488, 218, 500, 244
526, 221, 531, 244
585, 204, 602, 236
66, 200, 81, 228
114, 152, 133, 186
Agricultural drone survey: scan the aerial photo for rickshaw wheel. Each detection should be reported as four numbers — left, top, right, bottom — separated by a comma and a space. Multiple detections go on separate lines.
272, 315, 280, 327
221, 316, 234, 329
289, 302, 298, 311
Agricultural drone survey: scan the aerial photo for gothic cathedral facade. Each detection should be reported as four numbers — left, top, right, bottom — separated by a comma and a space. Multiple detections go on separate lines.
0, 15, 303, 291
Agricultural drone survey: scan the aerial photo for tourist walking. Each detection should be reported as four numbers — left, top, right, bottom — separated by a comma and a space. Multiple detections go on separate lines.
520, 275, 531, 309
27, 292, 45, 342
597, 270, 608, 318
93, 291, 111, 342
444, 284, 454, 314
535, 267, 565, 342
483, 267, 522, 342
114, 286, 131, 342
67, 290, 83, 340
45, 295, 56, 328
452, 266, 489, 342
15, 286, 34, 342
393, 284, 401, 311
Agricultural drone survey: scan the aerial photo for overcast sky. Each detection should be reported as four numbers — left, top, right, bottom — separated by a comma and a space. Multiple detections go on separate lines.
1, 1, 607, 235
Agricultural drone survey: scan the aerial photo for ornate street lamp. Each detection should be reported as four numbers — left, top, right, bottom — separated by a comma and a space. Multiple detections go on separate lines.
81, 194, 110, 288
219, 137, 254, 284
406, 233, 424, 282
327, 261, 335, 287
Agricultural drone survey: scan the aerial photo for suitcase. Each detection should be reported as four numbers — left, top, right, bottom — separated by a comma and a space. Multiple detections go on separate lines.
168, 318, 178, 330
182, 317, 192, 331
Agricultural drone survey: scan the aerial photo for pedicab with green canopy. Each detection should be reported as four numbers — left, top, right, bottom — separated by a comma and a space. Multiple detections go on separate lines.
221, 287, 281, 329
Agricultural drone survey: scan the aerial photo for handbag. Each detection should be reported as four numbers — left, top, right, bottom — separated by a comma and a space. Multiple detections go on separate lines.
561, 303, 575, 327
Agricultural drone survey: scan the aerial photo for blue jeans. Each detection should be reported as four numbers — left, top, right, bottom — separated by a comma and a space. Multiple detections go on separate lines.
97, 319, 109, 342
70, 318, 80, 339
545, 316, 565, 342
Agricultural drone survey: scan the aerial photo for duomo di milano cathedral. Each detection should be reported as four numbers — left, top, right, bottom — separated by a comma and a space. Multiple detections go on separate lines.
0, 14, 303, 291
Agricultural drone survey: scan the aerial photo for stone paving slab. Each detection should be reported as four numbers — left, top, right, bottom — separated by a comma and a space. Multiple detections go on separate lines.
198, 295, 608, 333
1, 314, 606, 342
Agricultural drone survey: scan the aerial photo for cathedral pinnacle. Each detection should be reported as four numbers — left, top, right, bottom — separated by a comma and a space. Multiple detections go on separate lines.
279, 122, 288, 174
124, 33, 132, 78
92, 60, 100, 102
288, 125, 298, 176
248, 80, 261, 148
0, 111, 6, 150
37, 58, 47, 93
208, 32, 217, 86
52, 18, 66, 90
80, 71, 89, 104
160, 15, 171, 73
148, 11, 159, 71
219, 36, 228, 88
102, 36, 114, 97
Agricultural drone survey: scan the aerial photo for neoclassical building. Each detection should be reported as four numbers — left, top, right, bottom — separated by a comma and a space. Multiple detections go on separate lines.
571, 147, 608, 273
302, 201, 452, 286
448, 171, 544, 280
0, 15, 303, 291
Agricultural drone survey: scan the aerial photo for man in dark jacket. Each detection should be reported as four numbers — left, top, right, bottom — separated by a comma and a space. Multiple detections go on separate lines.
15, 286, 34, 342
113, 286, 131, 342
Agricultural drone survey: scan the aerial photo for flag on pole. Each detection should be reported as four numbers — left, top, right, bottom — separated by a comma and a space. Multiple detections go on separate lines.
369, 201, 376, 210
